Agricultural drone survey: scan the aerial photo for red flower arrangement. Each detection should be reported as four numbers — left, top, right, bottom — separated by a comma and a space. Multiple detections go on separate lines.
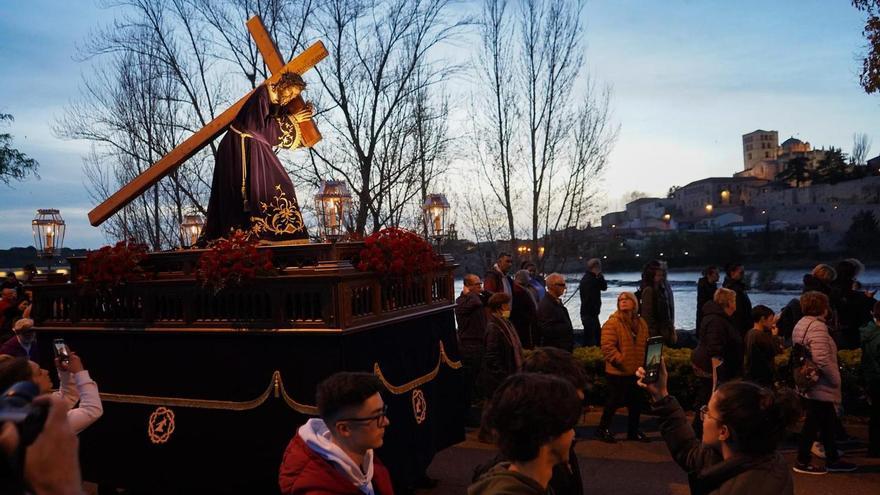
77, 241, 148, 288
197, 230, 275, 293
356, 227, 443, 278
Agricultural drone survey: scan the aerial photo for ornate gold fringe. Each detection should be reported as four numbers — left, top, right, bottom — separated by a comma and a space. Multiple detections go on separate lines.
97, 341, 462, 413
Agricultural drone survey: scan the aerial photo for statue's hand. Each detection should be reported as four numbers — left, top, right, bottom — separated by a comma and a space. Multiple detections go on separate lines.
293, 102, 314, 123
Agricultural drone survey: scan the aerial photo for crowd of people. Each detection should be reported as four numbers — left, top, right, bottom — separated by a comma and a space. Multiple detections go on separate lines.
449, 254, 880, 492
2, 253, 880, 494
0, 271, 103, 494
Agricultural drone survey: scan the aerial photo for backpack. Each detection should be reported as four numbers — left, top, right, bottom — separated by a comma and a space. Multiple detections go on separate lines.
791, 321, 820, 391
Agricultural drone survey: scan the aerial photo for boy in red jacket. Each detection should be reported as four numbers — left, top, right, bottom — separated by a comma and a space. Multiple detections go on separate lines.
279, 372, 394, 495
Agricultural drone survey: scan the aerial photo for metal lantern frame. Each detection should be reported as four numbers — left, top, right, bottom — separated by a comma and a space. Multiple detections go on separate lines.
422, 193, 450, 243
314, 180, 353, 242
32, 209, 66, 270
180, 214, 205, 248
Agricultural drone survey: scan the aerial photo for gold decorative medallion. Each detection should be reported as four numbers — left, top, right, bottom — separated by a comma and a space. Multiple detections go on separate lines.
148, 407, 176, 444
412, 389, 427, 425
250, 185, 306, 236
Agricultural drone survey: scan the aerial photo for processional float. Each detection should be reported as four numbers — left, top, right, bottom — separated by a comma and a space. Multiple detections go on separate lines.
29, 16, 464, 494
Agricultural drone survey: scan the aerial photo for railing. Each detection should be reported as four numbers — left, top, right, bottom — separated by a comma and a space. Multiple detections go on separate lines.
30, 246, 456, 332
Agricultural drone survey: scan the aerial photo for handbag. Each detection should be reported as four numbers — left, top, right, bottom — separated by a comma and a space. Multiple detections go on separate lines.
791, 320, 820, 391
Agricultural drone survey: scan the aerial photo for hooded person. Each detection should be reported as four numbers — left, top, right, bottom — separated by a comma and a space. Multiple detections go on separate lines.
279, 372, 394, 495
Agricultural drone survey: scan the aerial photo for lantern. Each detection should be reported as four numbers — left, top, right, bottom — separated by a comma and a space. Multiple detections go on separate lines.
422, 193, 450, 242
180, 214, 205, 248
32, 209, 66, 270
314, 180, 352, 242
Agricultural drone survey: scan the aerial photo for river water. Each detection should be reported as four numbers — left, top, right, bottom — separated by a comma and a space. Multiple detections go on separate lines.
453, 269, 880, 331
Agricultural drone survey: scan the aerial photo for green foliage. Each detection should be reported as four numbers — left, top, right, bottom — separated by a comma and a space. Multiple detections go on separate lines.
813, 147, 851, 184
844, 210, 880, 257
775, 156, 811, 187
574, 346, 866, 412
0, 113, 39, 185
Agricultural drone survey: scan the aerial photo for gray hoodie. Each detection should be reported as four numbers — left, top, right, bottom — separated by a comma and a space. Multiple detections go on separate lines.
468, 462, 548, 495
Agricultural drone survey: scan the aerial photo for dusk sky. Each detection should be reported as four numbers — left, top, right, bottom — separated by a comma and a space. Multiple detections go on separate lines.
2, 0, 879, 249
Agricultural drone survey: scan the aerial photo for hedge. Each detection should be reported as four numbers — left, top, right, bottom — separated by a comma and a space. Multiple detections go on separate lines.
567, 346, 866, 413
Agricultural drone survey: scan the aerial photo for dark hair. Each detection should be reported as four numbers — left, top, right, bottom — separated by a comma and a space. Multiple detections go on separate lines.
482, 373, 581, 462
834, 260, 857, 286
316, 372, 384, 425
520, 261, 536, 270
724, 263, 743, 277
751, 305, 774, 323
497, 252, 512, 261
0, 357, 33, 394
714, 382, 801, 455
487, 292, 511, 311
522, 347, 588, 392
800, 291, 830, 317
640, 260, 663, 289
701, 265, 718, 277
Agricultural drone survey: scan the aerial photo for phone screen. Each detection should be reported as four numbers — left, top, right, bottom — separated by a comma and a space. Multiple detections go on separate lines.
53, 339, 70, 363
643, 337, 663, 384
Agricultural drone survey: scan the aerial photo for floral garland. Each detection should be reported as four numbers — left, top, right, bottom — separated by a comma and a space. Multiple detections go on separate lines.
77, 241, 148, 289
356, 227, 443, 278
197, 230, 275, 293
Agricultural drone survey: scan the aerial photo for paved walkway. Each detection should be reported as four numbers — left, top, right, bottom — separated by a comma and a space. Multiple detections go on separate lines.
419, 410, 880, 495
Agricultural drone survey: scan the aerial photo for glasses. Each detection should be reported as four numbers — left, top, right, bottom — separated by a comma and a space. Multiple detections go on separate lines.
337, 404, 388, 428
699, 405, 721, 423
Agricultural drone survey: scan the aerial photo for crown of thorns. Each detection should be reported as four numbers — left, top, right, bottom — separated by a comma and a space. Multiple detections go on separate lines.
272, 72, 307, 91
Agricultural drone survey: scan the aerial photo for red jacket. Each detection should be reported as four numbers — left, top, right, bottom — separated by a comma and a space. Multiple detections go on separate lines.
279, 435, 394, 495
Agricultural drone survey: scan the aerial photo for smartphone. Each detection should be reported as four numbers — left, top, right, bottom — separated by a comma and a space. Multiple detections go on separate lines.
643, 336, 664, 384
53, 338, 70, 365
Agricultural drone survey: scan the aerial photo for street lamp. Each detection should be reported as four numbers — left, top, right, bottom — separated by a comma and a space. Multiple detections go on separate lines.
180, 214, 205, 248
314, 180, 352, 242
422, 193, 450, 244
705, 203, 714, 214
32, 209, 66, 272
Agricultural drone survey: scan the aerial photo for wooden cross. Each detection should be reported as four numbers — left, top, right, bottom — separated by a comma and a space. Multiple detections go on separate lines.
87, 16, 327, 227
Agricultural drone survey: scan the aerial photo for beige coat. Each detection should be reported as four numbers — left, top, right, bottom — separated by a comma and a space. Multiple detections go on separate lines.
601, 310, 649, 376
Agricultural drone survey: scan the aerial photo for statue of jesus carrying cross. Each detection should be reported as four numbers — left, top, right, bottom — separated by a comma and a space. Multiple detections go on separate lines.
86, 16, 328, 246
201, 71, 313, 242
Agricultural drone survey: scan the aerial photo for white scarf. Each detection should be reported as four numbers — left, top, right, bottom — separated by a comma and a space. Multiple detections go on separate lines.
297, 418, 376, 495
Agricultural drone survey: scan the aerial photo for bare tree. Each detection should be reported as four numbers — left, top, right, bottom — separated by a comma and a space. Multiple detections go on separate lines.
470, 0, 519, 246
289, 0, 465, 235
851, 132, 872, 165
467, 0, 616, 268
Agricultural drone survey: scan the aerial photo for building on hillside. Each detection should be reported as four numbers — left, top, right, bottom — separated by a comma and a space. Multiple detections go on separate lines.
669, 176, 769, 221
737, 131, 828, 182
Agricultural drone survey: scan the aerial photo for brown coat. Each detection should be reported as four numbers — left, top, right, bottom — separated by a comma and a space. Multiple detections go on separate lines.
601, 310, 649, 376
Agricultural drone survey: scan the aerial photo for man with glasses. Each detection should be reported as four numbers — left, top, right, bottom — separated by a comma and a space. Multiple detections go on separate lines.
537, 273, 575, 352
279, 372, 394, 495
456, 274, 489, 404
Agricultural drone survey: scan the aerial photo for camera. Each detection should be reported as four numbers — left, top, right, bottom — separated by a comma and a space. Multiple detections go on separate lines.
0, 381, 49, 446
0, 382, 49, 489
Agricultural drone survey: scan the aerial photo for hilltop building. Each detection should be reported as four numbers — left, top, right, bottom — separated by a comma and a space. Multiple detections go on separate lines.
600, 129, 880, 252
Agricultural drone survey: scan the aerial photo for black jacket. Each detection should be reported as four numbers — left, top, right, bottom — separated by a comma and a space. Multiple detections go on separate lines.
455, 291, 488, 353
696, 277, 717, 332
722, 277, 752, 335
481, 314, 520, 398
537, 294, 574, 352
578, 271, 607, 319
692, 301, 743, 383
510, 283, 538, 349
652, 395, 794, 495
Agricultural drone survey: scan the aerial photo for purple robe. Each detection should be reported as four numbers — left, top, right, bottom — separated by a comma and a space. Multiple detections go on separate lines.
203, 85, 309, 242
